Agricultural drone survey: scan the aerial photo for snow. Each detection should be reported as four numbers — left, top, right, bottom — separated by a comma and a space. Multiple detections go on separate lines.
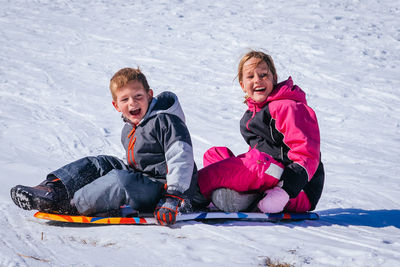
1, 0, 399, 266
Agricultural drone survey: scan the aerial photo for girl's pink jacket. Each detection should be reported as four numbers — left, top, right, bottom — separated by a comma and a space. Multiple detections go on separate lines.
198, 77, 324, 211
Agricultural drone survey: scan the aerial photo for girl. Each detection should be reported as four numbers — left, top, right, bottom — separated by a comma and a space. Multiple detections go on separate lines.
197, 50, 324, 213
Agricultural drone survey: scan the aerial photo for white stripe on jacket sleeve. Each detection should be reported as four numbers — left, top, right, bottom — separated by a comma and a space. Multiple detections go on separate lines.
164, 140, 194, 193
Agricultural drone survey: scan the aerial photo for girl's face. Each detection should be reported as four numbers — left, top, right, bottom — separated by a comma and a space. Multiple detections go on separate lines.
240, 58, 276, 103
112, 80, 153, 125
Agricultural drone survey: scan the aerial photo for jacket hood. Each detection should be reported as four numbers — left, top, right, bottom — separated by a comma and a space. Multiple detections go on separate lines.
141, 91, 186, 124
246, 77, 307, 110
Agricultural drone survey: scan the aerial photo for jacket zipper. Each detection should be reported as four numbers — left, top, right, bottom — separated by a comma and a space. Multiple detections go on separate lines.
127, 126, 137, 167
246, 104, 257, 130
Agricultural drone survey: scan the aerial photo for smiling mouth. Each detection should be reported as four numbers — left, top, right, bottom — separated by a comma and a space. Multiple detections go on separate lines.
254, 87, 266, 92
129, 108, 141, 116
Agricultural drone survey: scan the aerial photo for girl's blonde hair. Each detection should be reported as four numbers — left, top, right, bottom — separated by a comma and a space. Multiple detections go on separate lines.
237, 50, 277, 84
109, 67, 150, 101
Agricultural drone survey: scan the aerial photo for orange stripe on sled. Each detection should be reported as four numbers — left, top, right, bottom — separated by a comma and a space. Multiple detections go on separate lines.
34, 212, 154, 224
34, 212, 75, 222
59, 214, 74, 222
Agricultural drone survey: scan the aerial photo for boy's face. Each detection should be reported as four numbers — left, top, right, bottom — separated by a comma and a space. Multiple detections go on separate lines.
240, 58, 276, 103
112, 80, 153, 125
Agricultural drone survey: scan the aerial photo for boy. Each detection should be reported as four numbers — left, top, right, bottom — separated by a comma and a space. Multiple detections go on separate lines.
10, 67, 204, 226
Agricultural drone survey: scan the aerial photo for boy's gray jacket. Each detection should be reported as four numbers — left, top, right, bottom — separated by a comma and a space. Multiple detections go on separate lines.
121, 91, 194, 194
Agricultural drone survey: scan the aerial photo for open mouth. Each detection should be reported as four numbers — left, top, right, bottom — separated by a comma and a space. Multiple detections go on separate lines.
254, 87, 266, 92
129, 108, 141, 116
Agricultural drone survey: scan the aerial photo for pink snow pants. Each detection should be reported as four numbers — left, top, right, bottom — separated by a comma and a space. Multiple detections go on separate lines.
198, 147, 311, 212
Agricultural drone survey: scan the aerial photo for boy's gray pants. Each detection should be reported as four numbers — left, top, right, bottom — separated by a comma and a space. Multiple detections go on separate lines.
47, 155, 165, 215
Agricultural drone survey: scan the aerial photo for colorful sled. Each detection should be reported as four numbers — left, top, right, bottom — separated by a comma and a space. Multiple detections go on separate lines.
34, 211, 319, 225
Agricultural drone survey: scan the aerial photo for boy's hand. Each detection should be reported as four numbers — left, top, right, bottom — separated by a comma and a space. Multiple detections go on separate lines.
154, 190, 184, 226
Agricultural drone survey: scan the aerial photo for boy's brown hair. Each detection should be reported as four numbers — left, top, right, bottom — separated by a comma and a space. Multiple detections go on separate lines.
109, 67, 150, 101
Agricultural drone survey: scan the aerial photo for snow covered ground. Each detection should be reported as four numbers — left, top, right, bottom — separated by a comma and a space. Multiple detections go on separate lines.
1, 0, 399, 266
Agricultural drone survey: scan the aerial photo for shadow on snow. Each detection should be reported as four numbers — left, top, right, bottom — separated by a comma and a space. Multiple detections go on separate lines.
317, 208, 400, 228
197, 208, 400, 229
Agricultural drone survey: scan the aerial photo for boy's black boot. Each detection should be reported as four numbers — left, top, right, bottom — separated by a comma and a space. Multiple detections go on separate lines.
211, 188, 261, 212
10, 178, 77, 214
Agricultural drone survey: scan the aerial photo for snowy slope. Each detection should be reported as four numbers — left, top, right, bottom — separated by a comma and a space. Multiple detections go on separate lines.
1, 0, 399, 266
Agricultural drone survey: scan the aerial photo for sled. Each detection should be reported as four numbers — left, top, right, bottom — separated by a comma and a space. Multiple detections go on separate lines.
34, 211, 319, 225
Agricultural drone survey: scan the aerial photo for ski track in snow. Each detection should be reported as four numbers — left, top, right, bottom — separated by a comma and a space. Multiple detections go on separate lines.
1, 0, 400, 266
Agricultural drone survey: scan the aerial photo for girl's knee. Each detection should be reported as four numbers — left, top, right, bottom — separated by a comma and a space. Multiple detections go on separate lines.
203, 146, 235, 167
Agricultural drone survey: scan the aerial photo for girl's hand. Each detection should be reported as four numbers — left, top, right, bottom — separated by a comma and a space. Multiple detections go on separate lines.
257, 186, 289, 213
